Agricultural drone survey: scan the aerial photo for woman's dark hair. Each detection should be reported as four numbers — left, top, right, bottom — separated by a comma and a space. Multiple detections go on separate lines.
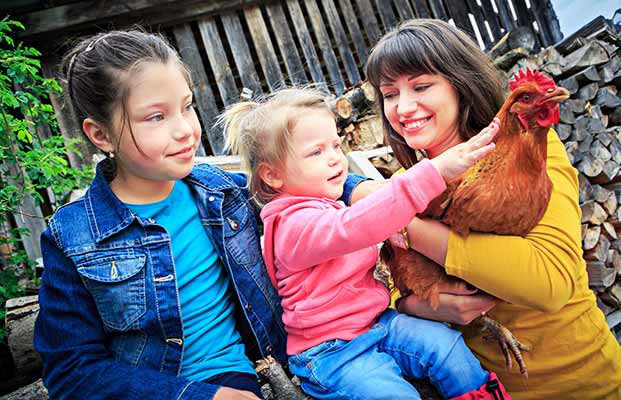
61, 29, 191, 155
366, 19, 505, 168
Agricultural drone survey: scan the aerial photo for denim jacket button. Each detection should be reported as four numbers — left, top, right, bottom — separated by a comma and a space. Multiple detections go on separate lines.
244, 303, 252, 312
265, 345, 273, 354
228, 218, 240, 230
208, 196, 215, 202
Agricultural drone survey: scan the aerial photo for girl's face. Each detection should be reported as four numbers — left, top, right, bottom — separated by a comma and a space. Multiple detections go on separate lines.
272, 110, 348, 201
110, 61, 201, 202
380, 73, 462, 158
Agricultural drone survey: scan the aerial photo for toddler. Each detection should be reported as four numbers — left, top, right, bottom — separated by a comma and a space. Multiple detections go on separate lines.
220, 87, 510, 399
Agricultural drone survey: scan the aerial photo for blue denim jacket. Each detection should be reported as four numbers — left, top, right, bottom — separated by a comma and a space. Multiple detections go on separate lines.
34, 160, 365, 399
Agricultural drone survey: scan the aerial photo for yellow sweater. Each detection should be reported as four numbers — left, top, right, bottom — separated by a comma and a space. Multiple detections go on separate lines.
393, 130, 621, 399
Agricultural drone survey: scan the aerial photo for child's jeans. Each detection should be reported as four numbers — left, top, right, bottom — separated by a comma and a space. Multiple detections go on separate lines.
288, 308, 488, 400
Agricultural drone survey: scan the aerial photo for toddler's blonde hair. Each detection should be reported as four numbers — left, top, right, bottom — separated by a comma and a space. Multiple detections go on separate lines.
219, 87, 333, 206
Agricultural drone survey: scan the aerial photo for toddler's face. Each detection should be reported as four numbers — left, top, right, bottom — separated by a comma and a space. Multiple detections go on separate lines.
277, 110, 348, 201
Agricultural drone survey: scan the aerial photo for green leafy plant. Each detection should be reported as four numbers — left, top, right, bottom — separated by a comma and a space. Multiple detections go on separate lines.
0, 18, 93, 340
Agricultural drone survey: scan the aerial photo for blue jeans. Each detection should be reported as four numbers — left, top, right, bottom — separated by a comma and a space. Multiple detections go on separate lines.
289, 309, 488, 400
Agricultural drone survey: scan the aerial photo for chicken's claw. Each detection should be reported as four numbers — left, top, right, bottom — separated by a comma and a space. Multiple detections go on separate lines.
479, 315, 531, 381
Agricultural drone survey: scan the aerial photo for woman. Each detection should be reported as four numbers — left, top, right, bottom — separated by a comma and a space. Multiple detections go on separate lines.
365, 18, 621, 399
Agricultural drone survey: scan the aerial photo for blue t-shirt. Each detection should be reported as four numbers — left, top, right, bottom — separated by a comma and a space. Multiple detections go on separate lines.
127, 181, 255, 381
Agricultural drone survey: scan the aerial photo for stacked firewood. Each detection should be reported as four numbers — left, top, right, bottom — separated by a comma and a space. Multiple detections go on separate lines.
331, 82, 401, 177
328, 81, 383, 149
539, 18, 621, 327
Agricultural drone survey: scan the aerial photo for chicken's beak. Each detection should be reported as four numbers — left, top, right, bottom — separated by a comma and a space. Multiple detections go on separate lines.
535, 86, 569, 127
541, 86, 570, 105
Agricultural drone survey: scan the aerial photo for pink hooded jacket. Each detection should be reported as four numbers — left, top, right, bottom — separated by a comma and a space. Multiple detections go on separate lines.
260, 159, 446, 355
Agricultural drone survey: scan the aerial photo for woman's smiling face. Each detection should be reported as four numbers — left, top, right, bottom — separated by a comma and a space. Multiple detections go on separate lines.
381, 73, 463, 158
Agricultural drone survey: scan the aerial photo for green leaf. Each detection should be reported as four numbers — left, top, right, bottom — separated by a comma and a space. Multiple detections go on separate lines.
16, 129, 33, 143
9, 20, 25, 31
0, 19, 96, 333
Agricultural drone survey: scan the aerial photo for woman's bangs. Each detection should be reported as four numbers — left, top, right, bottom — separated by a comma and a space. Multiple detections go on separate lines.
368, 33, 435, 86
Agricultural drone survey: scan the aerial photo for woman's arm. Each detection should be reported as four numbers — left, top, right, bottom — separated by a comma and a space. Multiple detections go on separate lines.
405, 217, 450, 265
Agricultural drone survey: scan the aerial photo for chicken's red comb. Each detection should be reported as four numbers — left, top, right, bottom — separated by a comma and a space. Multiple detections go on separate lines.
508, 68, 556, 92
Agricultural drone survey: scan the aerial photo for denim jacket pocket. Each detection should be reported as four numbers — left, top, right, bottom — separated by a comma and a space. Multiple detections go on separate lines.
77, 255, 147, 331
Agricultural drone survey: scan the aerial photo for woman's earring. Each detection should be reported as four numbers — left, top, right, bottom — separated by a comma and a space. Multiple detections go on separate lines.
108, 151, 115, 159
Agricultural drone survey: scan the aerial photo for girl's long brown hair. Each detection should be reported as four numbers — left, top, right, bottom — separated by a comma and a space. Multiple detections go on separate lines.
366, 19, 505, 168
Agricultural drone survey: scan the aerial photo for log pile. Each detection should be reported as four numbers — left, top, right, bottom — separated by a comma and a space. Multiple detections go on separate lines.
1, 296, 42, 397
528, 16, 621, 334
333, 82, 400, 177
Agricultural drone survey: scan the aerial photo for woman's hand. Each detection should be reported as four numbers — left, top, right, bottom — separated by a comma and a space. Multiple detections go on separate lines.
431, 118, 499, 181
213, 387, 261, 400
397, 280, 498, 325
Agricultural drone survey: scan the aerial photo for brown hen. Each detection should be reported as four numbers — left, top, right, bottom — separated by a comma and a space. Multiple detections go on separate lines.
381, 69, 570, 380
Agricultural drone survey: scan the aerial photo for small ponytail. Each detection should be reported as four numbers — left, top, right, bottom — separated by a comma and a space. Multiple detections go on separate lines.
218, 101, 260, 157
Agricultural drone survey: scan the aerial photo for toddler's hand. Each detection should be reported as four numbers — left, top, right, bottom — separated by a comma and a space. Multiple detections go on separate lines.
431, 118, 499, 181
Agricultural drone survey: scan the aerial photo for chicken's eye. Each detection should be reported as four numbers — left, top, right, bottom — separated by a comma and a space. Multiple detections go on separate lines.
521, 94, 531, 102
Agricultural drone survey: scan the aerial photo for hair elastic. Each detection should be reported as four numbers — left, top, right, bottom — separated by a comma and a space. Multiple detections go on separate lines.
66, 34, 110, 104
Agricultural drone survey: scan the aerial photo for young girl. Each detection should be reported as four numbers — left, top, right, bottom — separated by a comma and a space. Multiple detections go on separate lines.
366, 19, 621, 399
33, 30, 369, 400
220, 87, 511, 399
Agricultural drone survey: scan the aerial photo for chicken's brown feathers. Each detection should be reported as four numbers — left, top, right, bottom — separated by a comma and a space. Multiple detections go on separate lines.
383, 245, 460, 310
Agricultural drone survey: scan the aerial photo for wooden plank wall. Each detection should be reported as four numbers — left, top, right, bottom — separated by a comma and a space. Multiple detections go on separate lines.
162, 0, 561, 155
7, 0, 562, 261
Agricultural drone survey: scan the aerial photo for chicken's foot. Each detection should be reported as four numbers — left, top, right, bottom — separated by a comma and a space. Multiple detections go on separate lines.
479, 315, 531, 381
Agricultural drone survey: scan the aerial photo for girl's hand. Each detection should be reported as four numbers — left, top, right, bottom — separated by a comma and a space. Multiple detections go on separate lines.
397, 280, 498, 325
431, 118, 499, 181
213, 387, 261, 400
